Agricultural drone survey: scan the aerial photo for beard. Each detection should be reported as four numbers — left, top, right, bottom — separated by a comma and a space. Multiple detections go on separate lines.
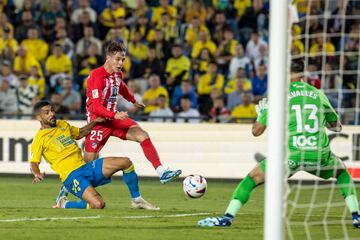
48, 117, 57, 127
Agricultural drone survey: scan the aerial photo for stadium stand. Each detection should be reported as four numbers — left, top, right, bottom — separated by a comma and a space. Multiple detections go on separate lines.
0, 0, 358, 124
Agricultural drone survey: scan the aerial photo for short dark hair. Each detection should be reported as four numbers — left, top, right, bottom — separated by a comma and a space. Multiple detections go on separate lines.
180, 94, 191, 101
290, 59, 304, 73
106, 41, 126, 56
33, 100, 51, 114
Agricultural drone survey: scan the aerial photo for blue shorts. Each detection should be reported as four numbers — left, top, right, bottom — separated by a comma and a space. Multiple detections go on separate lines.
63, 158, 111, 199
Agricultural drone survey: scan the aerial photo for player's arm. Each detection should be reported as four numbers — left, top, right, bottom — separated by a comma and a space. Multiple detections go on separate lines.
30, 137, 44, 184
77, 117, 106, 139
119, 80, 145, 109
252, 122, 267, 136
30, 162, 45, 184
326, 121, 342, 132
253, 98, 268, 137
319, 91, 342, 132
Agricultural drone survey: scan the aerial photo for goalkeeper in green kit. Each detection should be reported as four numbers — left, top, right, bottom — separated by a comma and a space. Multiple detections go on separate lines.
198, 60, 360, 228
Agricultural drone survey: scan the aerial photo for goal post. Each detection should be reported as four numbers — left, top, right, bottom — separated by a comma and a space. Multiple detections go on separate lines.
264, 0, 290, 239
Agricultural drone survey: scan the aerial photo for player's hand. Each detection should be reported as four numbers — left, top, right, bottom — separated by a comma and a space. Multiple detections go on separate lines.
255, 98, 268, 116
134, 101, 146, 109
114, 111, 129, 120
93, 117, 106, 123
32, 172, 45, 184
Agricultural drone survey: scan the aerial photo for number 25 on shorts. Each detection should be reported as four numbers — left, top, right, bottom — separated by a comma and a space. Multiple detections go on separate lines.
90, 130, 103, 141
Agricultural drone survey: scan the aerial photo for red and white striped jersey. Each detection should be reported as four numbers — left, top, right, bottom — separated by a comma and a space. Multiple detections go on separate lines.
86, 66, 136, 122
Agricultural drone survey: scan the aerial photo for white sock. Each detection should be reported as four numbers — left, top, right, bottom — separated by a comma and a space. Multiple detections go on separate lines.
156, 165, 165, 177
345, 195, 360, 213
225, 199, 243, 217
132, 196, 142, 202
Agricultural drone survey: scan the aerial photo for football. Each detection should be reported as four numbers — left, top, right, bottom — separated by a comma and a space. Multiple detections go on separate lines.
183, 175, 207, 198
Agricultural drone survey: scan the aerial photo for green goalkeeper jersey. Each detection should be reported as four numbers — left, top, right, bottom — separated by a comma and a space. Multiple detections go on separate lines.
257, 81, 339, 161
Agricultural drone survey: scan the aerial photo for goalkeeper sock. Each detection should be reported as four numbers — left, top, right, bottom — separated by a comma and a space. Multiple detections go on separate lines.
64, 200, 88, 209
225, 175, 256, 216
140, 138, 162, 171
123, 164, 141, 199
336, 169, 359, 213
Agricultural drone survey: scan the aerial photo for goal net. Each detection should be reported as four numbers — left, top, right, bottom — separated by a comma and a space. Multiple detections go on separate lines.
283, 0, 360, 239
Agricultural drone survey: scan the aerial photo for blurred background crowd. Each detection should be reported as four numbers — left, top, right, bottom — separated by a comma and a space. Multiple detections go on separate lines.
0, 0, 359, 123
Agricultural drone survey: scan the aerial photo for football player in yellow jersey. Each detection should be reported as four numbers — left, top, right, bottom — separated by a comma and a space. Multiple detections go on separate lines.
30, 101, 159, 210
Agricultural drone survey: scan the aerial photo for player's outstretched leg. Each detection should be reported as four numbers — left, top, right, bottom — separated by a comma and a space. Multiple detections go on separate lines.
103, 157, 159, 210
126, 125, 182, 184
335, 169, 360, 228
198, 161, 265, 227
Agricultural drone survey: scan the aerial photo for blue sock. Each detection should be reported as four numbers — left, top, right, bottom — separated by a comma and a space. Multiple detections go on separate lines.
64, 200, 88, 209
123, 164, 141, 199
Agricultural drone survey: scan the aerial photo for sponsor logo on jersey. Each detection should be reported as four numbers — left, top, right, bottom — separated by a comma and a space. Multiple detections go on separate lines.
92, 89, 99, 99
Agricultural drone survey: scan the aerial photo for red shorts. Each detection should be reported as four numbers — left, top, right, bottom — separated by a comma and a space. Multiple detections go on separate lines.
84, 118, 137, 152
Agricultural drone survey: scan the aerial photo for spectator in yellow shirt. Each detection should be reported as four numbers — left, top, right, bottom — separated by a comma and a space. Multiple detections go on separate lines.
27, 65, 46, 99
231, 92, 257, 123
151, 0, 177, 26
21, 27, 49, 62
105, 17, 129, 42
197, 62, 224, 96
215, 28, 238, 73
184, 0, 207, 23
45, 43, 72, 76
234, 0, 252, 20
291, 24, 304, 55
193, 48, 214, 79
14, 45, 43, 76
0, 27, 18, 53
0, 12, 14, 38
191, 30, 217, 59
99, 0, 126, 28
309, 33, 335, 57
165, 44, 191, 94
147, 12, 178, 42
129, 15, 151, 42
142, 74, 169, 114
225, 67, 251, 95
128, 30, 148, 78
185, 16, 210, 47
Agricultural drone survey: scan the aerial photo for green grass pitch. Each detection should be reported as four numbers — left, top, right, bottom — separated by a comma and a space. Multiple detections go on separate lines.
0, 176, 359, 240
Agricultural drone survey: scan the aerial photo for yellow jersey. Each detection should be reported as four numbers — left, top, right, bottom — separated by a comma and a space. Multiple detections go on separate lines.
231, 104, 257, 123
14, 54, 43, 76
30, 120, 85, 182
142, 86, 169, 113
0, 37, 18, 52
191, 40, 217, 59
21, 39, 49, 62
224, 78, 251, 95
45, 54, 72, 75
165, 56, 191, 80
197, 73, 224, 95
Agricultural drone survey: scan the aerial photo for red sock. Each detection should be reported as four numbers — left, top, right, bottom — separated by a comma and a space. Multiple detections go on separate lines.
140, 138, 162, 169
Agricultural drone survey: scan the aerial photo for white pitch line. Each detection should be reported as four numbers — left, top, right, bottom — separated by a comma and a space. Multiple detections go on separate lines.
0, 215, 102, 222
0, 212, 211, 222
121, 212, 210, 219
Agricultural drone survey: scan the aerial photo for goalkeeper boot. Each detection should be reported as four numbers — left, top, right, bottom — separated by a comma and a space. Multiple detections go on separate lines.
53, 185, 68, 208
160, 169, 182, 184
198, 215, 233, 227
131, 197, 160, 210
352, 212, 360, 228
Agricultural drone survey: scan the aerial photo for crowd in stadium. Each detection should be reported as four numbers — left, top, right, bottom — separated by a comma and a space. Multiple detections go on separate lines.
0, 0, 358, 123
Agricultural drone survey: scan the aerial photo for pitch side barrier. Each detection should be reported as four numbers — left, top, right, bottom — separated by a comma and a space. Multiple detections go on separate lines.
0, 120, 359, 180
